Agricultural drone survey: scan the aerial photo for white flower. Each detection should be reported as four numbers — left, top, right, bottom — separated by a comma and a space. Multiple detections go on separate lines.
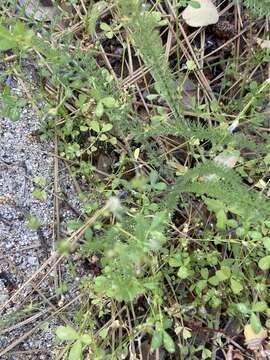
106, 197, 121, 213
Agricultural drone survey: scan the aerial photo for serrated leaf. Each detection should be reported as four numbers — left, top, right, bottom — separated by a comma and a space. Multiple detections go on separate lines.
56, 326, 79, 341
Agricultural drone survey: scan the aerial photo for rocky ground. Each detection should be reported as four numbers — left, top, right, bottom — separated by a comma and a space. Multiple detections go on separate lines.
0, 69, 84, 359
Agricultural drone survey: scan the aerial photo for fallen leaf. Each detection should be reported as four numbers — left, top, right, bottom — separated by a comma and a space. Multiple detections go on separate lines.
182, 0, 219, 27
214, 152, 239, 169
256, 37, 270, 49
244, 324, 267, 350
19, 0, 58, 21
201, 151, 239, 181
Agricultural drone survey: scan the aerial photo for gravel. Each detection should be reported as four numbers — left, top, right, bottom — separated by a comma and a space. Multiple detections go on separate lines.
0, 69, 84, 359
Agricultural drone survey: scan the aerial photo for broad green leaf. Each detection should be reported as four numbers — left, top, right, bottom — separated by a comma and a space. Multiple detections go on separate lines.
182, 328, 192, 339
236, 303, 250, 314
99, 327, 109, 340
230, 278, 243, 294
105, 31, 114, 39
189, 1, 201, 9
150, 330, 163, 352
252, 301, 268, 312
263, 237, 270, 251
216, 209, 227, 230
250, 313, 262, 334
177, 266, 189, 279
90, 120, 100, 132
33, 176, 47, 186
32, 189, 47, 201
0, 38, 16, 50
79, 125, 88, 131
69, 340, 82, 360
102, 96, 116, 108
146, 94, 159, 100
27, 215, 41, 231
102, 123, 113, 132
80, 334, 91, 345
208, 275, 219, 286
163, 331, 175, 353
56, 326, 79, 341
201, 268, 209, 280
202, 348, 212, 359
258, 255, 270, 270
216, 266, 231, 281
95, 102, 104, 117
100, 22, 111, 32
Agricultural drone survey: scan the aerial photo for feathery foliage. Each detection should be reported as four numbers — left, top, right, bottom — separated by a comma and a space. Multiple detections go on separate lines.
244, 0, 270, 18
1, 0, 270, 358
118, 0, 185, 123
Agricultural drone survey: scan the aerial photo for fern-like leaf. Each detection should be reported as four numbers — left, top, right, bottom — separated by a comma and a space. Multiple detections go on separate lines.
244, 0, 270, 19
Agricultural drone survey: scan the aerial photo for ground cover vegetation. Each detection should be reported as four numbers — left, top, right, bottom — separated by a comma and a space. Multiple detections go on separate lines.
1, 0, 270, 359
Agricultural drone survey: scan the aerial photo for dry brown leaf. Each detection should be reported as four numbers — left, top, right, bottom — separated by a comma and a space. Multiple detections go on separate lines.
19, 0, 58, 21
182, 0, 219, 27
256, 38, 270, 49
244, 324, 268, 350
